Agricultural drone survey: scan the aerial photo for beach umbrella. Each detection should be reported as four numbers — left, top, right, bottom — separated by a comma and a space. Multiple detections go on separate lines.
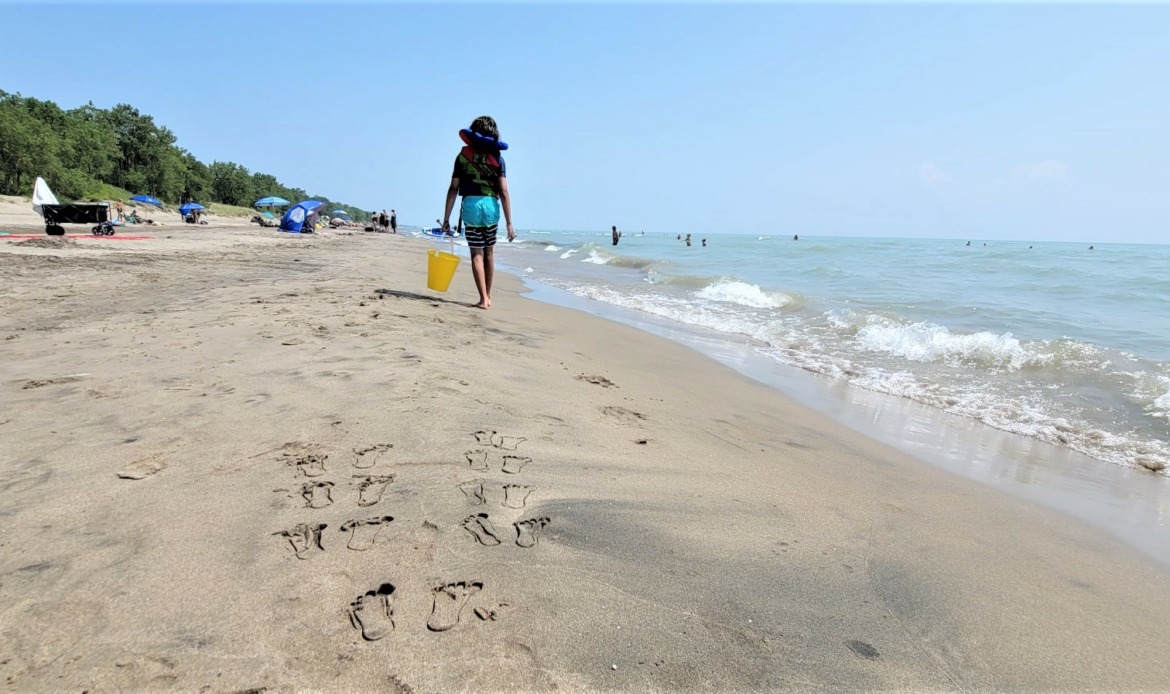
255, 196, 290, 207
332, 209, 347, 215
179, 202, 205, 215
130, 194, 162, 207
261, 211, 276, 219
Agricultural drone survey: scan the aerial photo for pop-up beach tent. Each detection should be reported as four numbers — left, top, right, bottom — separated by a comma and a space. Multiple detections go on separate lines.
280, 200, 323, 233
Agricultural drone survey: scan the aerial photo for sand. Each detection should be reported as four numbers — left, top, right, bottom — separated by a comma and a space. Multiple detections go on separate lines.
2, 222, 1170, 692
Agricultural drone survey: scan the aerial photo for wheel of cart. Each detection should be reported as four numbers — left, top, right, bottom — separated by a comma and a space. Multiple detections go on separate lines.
91, 222, 116, 236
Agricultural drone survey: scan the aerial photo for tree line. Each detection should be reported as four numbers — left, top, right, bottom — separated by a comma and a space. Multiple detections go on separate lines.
0, 90, 371, 221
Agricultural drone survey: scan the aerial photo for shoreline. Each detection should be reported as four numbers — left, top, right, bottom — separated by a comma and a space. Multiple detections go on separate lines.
3, 227, 1170, 690
516, 278, 1170, 568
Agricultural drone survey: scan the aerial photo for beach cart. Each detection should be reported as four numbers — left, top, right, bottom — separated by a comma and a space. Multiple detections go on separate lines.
41, 203, 115, 236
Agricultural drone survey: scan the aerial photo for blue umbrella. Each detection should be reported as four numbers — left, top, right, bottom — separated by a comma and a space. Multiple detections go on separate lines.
298, 200, 324, 211
179, 202, 205, 215
255, 196, 290, 207
130, 194, 162, 207
332, 209, 347, 215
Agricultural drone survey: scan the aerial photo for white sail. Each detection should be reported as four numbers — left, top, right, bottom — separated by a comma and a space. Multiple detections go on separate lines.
32, 177, 59, 217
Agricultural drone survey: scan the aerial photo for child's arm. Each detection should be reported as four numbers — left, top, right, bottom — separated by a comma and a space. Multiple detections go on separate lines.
499, 177, 515, 241
442, 177, 459, 232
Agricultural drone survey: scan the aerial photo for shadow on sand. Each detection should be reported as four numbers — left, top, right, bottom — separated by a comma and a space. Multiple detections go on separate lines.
375, 288, 473, 308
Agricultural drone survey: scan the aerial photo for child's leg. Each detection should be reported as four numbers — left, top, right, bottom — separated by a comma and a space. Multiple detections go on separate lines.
483, 246, 495, 306
469, 248, 489, 309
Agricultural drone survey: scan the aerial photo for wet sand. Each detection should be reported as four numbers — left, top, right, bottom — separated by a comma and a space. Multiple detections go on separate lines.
2, 224, 1169, 691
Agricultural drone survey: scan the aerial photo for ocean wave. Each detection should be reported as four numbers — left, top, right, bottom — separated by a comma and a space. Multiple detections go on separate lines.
559, 249, 578, 259
544, 245, 561, 252
581, 249, 658, 270
853, 317, 1030, 367
756, 345, 1170, 474
696, 280, 790, 309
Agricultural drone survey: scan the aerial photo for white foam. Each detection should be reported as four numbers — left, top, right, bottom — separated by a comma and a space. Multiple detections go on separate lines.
544, 245, 561, 252
559, 249, 578, 259
582, 250, 610, 265
696, 280, 788, 309
854, 317, 1030, 367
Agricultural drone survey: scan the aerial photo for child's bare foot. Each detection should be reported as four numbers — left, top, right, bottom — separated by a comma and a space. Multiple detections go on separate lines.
472, 301, 488, 310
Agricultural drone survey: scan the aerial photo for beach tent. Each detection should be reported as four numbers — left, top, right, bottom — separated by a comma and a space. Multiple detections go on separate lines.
280, 200, 323, 233
131, 194, 162, 207
32, 177, 59, 217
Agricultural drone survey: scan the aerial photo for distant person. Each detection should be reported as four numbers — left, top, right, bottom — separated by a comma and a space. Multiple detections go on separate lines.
390, 209, 397, 233
1089, 245, 1094, 250
966, 241, 971, 246
701, 238, 707, 247
612, 225, 620, 246
442, 115, 514, 310
685, 233, 692, 247
677, 234, 681, 240
793, 234, 799, 241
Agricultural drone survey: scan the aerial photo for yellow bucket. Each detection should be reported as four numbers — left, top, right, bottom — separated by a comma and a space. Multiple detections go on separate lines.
426, 249, 461, 292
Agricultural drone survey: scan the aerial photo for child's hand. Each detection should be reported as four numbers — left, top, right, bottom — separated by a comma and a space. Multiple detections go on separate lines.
506, 224, 516, 242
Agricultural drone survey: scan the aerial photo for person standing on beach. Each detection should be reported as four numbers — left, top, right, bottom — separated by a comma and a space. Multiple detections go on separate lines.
612, 226, 620, 246
390, 209, 397, 233
442, 115, 514, 309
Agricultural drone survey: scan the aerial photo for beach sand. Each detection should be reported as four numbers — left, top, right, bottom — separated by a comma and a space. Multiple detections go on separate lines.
2, 223, 1170, 691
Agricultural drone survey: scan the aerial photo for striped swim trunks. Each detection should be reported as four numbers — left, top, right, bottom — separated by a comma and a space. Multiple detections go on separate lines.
463, 224, 498, 249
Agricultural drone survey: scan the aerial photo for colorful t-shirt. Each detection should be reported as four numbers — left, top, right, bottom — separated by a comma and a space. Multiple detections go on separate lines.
453, 145, 506, 199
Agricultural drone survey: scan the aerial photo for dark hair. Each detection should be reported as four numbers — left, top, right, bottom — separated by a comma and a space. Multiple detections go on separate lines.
470, 115, 499, 141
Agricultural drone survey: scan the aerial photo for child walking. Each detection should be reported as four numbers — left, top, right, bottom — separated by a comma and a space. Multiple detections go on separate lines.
442, 116, 514, 309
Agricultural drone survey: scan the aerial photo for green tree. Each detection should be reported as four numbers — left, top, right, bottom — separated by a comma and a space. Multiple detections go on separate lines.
0, 94, 64, 194
208, 161, 254, 206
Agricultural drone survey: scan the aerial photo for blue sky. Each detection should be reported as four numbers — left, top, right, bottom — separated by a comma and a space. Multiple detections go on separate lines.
2, 3, 1167, 242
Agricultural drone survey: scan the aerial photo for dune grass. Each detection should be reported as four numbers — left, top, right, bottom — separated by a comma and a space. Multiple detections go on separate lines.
205, 202, 257, 218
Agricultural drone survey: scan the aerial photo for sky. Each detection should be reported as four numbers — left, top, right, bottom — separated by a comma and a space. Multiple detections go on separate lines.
2, 3, 1168, 242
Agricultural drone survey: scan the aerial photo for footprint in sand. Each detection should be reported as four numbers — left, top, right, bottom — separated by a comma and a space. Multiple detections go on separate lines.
301, 481, 335, 508
353, 444, 393, 469
502, 484, 533, 509
472, 430, 526, 451
290, 454, 327, 477
601, 406, 646, 424
493, 434, 526, 451
458, 479, 486, 506
514, 517, 551, 548
462, 513, 503, 546
273, 522, 328, 559
341, 516, 395, 551
576, 374, 617, 388
427, 581, 483, 632
845, 640, 880, 660
502, 455, 531, 475
354, 475, 394, 507
465, 449, 489, 472
349, 582, 396, 641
